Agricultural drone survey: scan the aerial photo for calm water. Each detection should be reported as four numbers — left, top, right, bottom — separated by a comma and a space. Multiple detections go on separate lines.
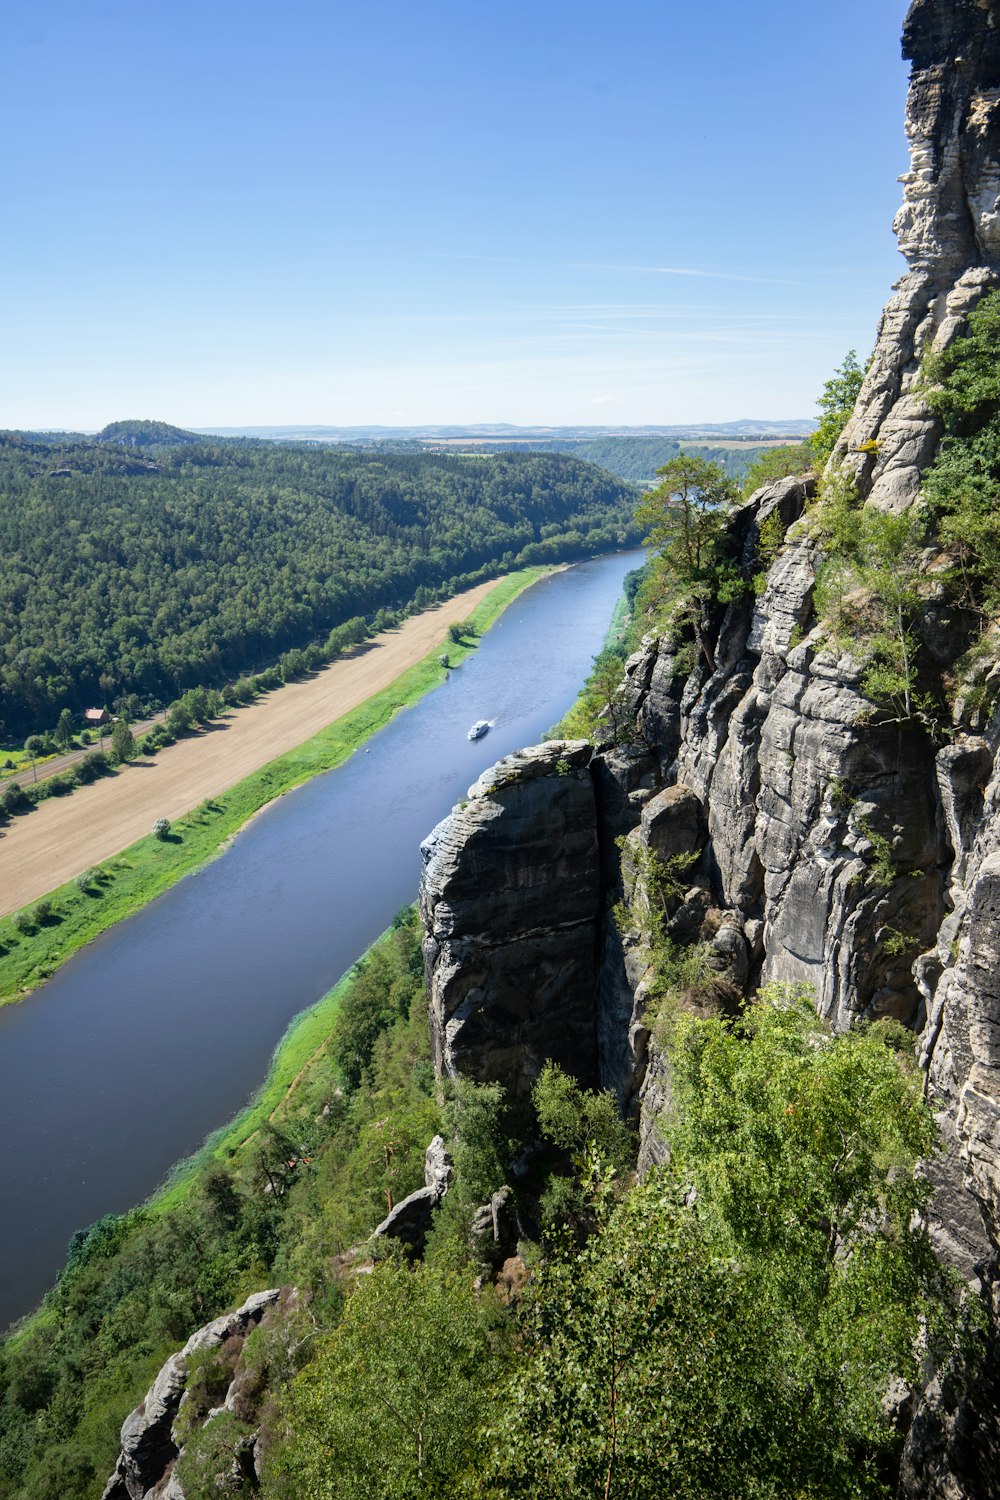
0, 551, 642, 1328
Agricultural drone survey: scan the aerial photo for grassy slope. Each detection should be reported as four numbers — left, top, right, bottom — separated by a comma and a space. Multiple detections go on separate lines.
0, 567, 548, 1004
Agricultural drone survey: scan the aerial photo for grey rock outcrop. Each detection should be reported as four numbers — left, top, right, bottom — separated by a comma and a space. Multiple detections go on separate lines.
468, 1185, 519, 1271
837, 0, 1000, 513
639, 784, 707, 863
420, 741, 604, 1096
370, 1134, 453, 1252
101, 1289, 281, 1500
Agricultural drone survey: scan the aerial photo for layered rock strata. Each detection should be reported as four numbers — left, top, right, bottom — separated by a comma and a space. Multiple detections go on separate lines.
420, 740, 604, 1096
838, 0, 1000, 513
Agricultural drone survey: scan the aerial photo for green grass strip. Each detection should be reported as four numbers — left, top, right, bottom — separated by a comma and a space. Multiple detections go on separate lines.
0, 567, 549, 1005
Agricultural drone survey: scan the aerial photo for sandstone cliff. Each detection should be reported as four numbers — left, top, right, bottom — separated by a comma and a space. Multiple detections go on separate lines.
101, 1290, 282, 1500
418, 3, 1000, 1491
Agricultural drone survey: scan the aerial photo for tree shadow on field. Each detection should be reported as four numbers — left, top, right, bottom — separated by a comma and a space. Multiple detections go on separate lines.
340, 641, 379, 662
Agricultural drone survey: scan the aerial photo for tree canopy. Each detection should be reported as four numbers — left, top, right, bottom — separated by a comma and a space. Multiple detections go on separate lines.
634, 454, 743, 665
489, 992, 964, 1500
812, 349, 865, 466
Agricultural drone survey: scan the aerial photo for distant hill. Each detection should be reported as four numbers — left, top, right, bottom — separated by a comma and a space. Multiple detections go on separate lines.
520, 436, 686, 483
96, 419, 202, 448
14, 420, 811, 486
182, 422, 814, 486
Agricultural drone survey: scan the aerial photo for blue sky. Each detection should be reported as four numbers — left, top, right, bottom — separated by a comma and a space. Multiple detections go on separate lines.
2, 0, 911, 429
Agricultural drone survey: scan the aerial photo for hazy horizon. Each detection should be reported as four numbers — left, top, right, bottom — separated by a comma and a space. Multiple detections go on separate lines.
21, 417, 816, 437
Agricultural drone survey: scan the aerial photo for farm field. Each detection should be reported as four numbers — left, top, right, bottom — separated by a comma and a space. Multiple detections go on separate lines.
0, 576, 503, 919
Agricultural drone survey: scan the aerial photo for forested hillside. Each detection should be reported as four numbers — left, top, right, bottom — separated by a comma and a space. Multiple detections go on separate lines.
0, 433, 637, 737
493, 434, 794, 485
94, 419, 202, 449
0, 914, 962, 1500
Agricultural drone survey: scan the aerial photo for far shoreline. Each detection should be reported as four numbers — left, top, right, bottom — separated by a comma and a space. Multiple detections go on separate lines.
0, 565, 555, 1004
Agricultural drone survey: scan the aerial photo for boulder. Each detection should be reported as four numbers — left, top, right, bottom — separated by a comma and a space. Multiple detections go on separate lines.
371, 1135, 454, 1253
371, 1186, 440, 1253
639, 784, 706, 864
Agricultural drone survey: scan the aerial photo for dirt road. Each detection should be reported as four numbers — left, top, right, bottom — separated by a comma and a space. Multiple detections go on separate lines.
0, 579, 501, 918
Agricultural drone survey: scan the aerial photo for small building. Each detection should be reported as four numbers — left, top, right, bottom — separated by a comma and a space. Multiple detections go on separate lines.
83, 708, 109, 726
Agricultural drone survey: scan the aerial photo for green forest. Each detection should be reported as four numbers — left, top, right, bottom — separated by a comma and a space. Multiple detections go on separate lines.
0, 914, 969, 1500
0, 431, 638, 737
489, 434, 793, 486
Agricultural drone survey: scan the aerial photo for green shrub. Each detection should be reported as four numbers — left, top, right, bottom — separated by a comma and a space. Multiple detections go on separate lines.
812, 478, 937, 727
264, 1263, 512, 1500
2, 780, 30, 814
77, 750, 109, 783
921, 287, 1000, 617
741, 442, 814, 497
490, 988, 968, 1500
811, 349, 865, 466
173, 1412, 256, 1499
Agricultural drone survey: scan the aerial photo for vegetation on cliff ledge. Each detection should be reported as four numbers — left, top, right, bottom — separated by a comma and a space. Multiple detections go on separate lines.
922, 286, 1000, 617
802, 297, 1000, 734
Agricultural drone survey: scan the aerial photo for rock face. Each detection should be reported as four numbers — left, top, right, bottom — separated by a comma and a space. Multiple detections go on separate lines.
838, 0, 1000, 515
102, 1290, 281, 1500
420, 740, 603, 1096
370, 1134, 454, 1252
415, 5, 1000, 1493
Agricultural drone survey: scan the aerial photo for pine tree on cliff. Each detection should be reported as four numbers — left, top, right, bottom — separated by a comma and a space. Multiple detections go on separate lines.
634, 454, 742, 670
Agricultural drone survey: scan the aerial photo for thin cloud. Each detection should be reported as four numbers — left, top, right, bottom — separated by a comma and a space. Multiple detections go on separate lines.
430, 250, 798, 286
568, 261, 800, 286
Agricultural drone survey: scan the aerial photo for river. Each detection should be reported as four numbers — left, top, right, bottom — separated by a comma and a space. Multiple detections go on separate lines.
0, 549, 643, 1328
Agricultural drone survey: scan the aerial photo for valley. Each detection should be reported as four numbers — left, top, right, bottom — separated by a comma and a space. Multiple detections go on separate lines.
0, 550, 641, 1332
